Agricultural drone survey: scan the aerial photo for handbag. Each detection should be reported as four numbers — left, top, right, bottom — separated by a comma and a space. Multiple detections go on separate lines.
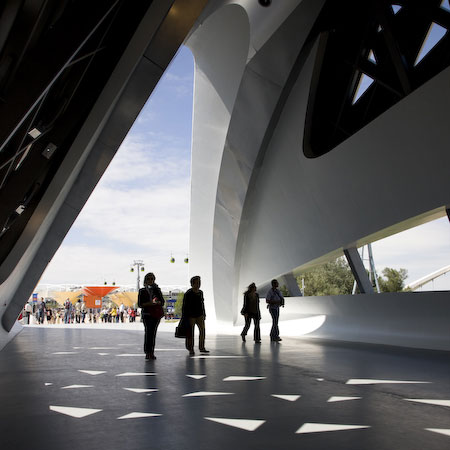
148, 300, 164, 319
175, 317, 190, 338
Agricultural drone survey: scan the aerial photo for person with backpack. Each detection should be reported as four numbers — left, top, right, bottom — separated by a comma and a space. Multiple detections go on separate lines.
266, 279, 284, 342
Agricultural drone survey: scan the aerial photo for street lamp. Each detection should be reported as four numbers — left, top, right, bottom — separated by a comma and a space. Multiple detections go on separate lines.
130, 260, 145, 290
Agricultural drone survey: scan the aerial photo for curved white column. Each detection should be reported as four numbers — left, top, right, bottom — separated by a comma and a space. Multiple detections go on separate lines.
186, 4, 250, 323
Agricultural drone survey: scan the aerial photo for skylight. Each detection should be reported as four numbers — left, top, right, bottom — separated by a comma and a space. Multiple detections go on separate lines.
414, 22, 448, 66
441, 0, 450, 13
391, 5, 402, 15
352, 73, 375, 104
368, 50, 377, 64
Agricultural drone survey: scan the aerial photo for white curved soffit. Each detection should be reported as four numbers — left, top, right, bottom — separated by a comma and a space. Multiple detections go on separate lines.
186, 4, 250, 322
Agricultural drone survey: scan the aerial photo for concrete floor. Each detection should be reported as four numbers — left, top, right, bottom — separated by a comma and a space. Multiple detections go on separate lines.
1, 326, 450, 450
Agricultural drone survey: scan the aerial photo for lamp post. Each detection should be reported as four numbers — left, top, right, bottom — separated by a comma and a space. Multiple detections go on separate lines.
130, 260, 145, 291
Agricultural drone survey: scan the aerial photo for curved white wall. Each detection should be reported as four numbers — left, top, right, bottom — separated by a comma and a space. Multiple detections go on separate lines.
189, 0, 450, 334
237, 44, 450, 293
186, 4, 250, 321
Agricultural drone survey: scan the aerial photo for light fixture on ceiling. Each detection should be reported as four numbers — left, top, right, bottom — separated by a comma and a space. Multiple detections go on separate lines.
28, 128, 42, 139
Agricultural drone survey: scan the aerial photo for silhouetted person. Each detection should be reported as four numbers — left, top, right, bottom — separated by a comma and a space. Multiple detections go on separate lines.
266, 279, 284, 341
138, 272, 165, 360
75, 299, 82, 323
38, 298, 46, 324
24, 302, 32, 324
182, 275, 209, 356
240, 282, 261, 343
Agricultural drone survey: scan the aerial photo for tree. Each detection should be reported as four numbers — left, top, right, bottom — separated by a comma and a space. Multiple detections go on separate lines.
297, 257, 354, 296
279, 285, 290, 297
174, 291, 185, 317
377, 267, 408, 292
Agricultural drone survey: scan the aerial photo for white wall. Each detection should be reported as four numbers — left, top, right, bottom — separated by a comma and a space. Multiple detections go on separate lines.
276, 292, 450, 351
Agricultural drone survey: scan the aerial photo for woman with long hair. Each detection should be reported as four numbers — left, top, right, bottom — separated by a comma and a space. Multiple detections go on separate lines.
138, 272, 165, 360
240, 282, 261, 343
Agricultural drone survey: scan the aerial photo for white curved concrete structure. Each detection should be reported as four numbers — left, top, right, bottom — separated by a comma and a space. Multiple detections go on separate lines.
187, 0, 450, 340
2, 0, 450, 352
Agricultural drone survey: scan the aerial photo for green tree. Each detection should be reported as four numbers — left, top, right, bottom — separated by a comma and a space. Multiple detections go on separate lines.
279, 285, 290, 297
297, 257, 354, 296
377, 267, 408, 292
174, 291, 185, 317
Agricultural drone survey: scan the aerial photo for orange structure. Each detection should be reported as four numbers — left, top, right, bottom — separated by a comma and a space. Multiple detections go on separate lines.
82, 286, 119, 309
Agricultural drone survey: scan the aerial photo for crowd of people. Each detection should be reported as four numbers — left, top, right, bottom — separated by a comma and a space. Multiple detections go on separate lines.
137, 272, 285, 360
22, 298, 141, 325
22, 275, 287, 360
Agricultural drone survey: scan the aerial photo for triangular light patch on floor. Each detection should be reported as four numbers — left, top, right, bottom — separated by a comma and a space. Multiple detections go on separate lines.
296, 423, 370, 434
61, 385, 93, 390
426, 428, 450, 437
205, 417, 265, 431
328, 396, 361, 402
116, 372, 157, 377
405, 399, 450, 407
186, 374, 207, 379
223, 376, 265, 381
117, 412, 162, 420
89, 347, 115, 350
49, 405, 102, 418
78, 370, 106, 376
183, 391, 234, 397
192, 356, 246, 359
271, 394, 300, 402
346, 379, 430, 385
123, 388, 158, 393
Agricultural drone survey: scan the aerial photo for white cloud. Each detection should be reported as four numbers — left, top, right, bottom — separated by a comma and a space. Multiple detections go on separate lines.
40, 244, 189, 287
42, 129, 191, 286
76, 183, 190, 251
99, 132, 190, 187
371, 217, 450, 289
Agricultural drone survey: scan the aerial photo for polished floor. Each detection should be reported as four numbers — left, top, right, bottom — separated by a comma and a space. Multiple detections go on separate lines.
1, 326, 450, 450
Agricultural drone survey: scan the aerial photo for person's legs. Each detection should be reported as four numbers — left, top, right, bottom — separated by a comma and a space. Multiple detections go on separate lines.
253, 316, 261, 341
197, 316, 206, 351
147, 317, 159, 357
185, 318, 196, 353
269, 308, 279, 339
143, 315, 150, 354
241, 315, 251, 338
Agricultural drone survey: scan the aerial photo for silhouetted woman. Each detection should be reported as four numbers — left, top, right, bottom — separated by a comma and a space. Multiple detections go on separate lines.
138, 272, 165, 360
240, 282, 261, 343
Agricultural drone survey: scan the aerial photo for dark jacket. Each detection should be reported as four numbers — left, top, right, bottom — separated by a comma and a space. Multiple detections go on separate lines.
138, 284, 165, 315
241, 292, 261, 319
182, 288, 206, 318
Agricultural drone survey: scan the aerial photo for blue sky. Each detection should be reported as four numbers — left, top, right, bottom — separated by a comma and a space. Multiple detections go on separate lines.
39, 44, 450, 292
40, 46, 195, 289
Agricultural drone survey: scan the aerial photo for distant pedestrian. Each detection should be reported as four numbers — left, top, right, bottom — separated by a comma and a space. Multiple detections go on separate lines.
240, 282, 261, 343
266, 279, 284, 342
75, 299, 82, 323
64, 299, 71, 324
81, 300, 87, 323
138, 273, 165, 360
24, 302, 32, 325
38, 298, 46, 324
182, 276, 209, 356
